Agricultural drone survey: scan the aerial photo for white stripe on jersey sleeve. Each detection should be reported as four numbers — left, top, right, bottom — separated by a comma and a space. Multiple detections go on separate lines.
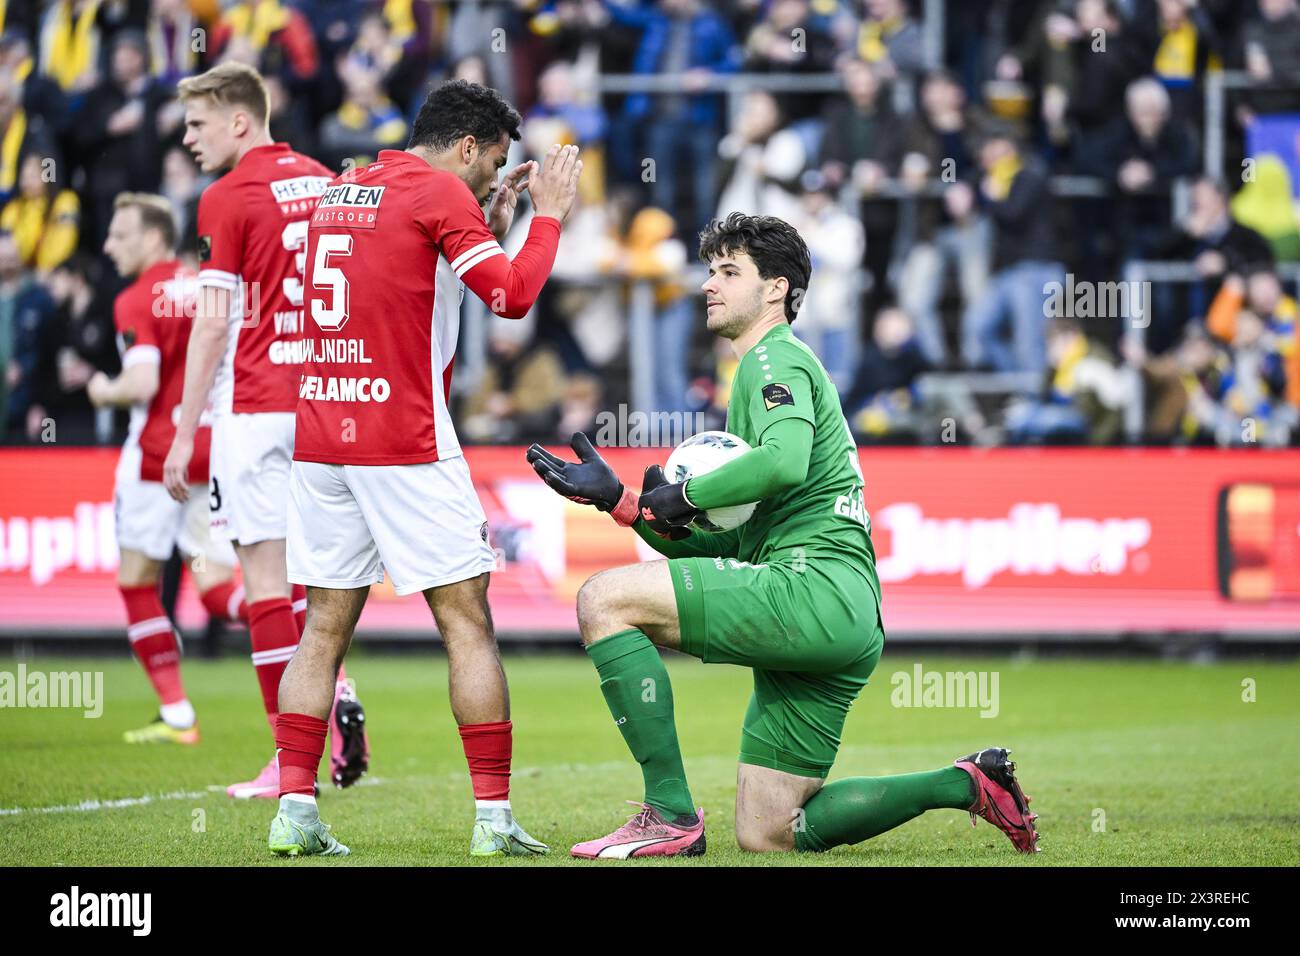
453, 245, 505, 279
121, 345, 162, 368
197, 268, 239, 290
449, 239, 501, 273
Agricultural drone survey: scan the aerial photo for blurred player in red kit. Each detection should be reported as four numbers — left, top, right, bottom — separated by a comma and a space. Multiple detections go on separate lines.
89, 192, 247, 744
163, 63, 369, 798
267, 80, 581, 857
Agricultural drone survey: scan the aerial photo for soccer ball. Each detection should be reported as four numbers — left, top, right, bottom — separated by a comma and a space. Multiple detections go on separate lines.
664, 431, 759, 532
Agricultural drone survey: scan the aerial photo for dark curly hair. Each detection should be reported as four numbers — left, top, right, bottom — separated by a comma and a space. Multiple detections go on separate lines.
698, 212, 812, 323
407, 79, 522, 153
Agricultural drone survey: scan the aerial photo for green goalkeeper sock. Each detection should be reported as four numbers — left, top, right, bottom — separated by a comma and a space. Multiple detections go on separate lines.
794, 766, 974, 852
586, 628, 695, 821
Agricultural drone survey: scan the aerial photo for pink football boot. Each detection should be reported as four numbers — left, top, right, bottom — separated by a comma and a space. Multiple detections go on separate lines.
954, 747, 1040, 853
571, 802, 705, 859
226, 753, 279, 799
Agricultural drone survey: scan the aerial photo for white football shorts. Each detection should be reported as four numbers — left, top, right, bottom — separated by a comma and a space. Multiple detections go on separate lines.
287, 454, 497, 595
209, 411, 295, 546
115, 444, 238, 566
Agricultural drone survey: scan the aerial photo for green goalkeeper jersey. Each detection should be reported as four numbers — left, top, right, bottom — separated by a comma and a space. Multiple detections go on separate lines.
723, 324, 880, 598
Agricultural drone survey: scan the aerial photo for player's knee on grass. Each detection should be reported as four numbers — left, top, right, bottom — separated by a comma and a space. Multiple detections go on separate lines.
735, 763, 822, 853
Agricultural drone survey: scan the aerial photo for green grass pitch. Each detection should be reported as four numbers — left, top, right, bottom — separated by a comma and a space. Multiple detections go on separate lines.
2, 651, 1297, 866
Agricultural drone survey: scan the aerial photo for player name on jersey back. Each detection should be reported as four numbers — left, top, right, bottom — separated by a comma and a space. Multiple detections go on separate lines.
294, 150, 500, 466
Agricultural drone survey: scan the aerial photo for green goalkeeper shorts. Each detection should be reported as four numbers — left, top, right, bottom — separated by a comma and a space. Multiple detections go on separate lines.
669, 554, 884, 779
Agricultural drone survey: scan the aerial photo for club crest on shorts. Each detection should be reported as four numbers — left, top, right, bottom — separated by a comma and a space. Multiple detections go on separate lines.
198, 235, 212, 262
762, 382, 794, 410
479, 521, 489, 542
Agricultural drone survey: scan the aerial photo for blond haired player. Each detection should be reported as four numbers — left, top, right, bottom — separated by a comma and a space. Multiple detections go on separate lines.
163, 63, 369, 797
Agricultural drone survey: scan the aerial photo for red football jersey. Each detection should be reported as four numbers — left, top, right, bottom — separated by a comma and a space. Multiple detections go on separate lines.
114, 259, 212, 483
293, 149, 561, 466
196, 142, 334, 414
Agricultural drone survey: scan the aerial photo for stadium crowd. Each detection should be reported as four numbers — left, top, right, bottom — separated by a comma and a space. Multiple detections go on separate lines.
1, 0, 1299, 448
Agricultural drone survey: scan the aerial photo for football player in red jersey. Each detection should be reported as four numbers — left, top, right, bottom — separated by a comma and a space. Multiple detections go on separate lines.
162, 63, 370, 798
266, 81, 580, 858
88, 193, 248, 745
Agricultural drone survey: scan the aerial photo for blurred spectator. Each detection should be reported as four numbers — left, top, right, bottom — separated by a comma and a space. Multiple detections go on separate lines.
523, 60, 608, 205
211, 0, 320, 90
30, 251, 115, 444
820, 57, 902, 193
1230, 154, 1300, 263
1124, 322, 1227, 443
1205, 268, 1299, 410
1240, 0, 1300, 119
318, 48, 408, 169
742, 0, 836, 121
820, 56, 902, 312
159, 144, 203, 260
373, 0, 435, 113
1150, 0, 1218, 123
843, 303, 931, 441
37, 0, 104, 94
962, 129, 1063, 375
717, 89, 804, 222
621, 202, 694, 415
72, 30, 172, 247
0, 149, 79, 274
856, 0, 926, 81
1005, 318, 1129, 444
0, 31, 72, 141
347, 9, 407, 108
0, 229, 56, 439
0, 74, 47, 208
265, 72, 317, 157
790, 170, 865, 388
461, 325, 569, 445
1157, 175, 1273, 276
1150, 175, 1274, 344
608, 0, 742, 237
1078, 77, 1198, 263
1040, 0, 1155, 152
896, 68, 992, 366
147, 0, 201, 88
1209, 307, 1293, 445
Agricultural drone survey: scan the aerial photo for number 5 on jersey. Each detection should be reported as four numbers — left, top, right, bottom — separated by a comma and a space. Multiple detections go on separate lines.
311, 235, 354, 331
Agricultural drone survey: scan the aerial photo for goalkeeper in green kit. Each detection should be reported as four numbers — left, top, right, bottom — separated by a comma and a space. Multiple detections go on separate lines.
526, 212, 1039, 859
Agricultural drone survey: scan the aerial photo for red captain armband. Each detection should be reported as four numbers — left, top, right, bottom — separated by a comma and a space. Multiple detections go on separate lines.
611, 487, 639, 527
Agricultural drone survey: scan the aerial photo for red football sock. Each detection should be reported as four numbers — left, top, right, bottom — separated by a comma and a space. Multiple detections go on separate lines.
291, 583, 307, 635
459, 720, 512, 802
120, 584, 187, 706
198, 579, 247, 625
248, 597, 299, 721
276, 712, 327, 797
